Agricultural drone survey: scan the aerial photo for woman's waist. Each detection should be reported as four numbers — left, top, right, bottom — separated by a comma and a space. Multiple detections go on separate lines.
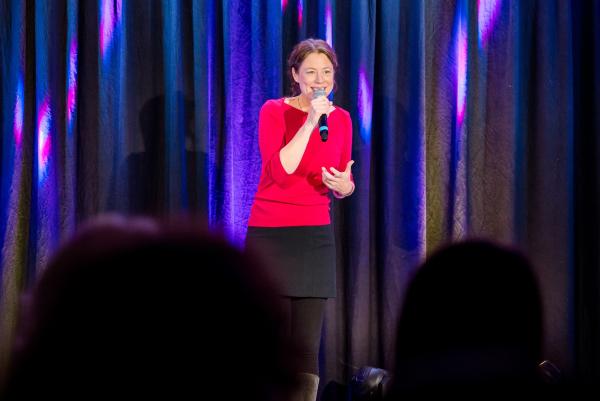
252, 187, 330, 205
248, 198, 331, 227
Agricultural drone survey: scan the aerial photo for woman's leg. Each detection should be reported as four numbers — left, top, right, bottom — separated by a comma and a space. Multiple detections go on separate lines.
287, 297, 326, 401
290, 297, 326, 375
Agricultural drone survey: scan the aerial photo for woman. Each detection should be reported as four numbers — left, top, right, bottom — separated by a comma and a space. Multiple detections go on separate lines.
246, 38, 355, 401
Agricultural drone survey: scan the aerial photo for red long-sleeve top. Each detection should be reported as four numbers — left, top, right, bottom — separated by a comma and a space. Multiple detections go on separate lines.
248, 98, 353, 227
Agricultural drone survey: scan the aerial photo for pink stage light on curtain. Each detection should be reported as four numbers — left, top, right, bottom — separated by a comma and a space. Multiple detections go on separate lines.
478, 0, 502, 48
100, 0, 122, 57
282, 0, 288, 13
456, 15, 467, 126
297, 0, 303, 27
13, 76, 24, 147
325, 1, 332, 46
358, 67, 373, 142
37, 96, 52, 182
67, 38, 78, 128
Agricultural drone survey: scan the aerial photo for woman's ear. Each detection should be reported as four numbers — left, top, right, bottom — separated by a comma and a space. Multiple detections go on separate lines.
291, 68, 299, 83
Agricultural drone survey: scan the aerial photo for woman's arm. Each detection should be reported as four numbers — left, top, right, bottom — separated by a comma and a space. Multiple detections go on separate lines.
279, 96, 332, 174
279, 118, 316, 174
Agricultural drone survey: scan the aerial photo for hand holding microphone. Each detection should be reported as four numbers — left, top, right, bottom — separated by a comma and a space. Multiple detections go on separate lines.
308, 88, 332, 142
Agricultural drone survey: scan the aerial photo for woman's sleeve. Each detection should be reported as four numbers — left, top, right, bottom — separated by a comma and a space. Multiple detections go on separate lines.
258, 102, 296, 188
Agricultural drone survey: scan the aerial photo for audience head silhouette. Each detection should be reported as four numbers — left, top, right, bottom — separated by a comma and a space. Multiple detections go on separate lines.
3, 215, 294, 400
391, 240, 544, 397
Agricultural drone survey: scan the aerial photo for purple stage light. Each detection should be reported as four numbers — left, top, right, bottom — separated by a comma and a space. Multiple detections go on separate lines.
456, 14, 467, 127
325, 1, 332, 46
100, 0, 122, 57
358, 67, 373, 142
117, 0, 122, 20
37, 96, 52, 182
478, 0, 502, 49
67, 38, 78, 128
282, 0, 288, 13
297, 0, 303, 27
14, 76, 24, 147
99, 0, 113, 56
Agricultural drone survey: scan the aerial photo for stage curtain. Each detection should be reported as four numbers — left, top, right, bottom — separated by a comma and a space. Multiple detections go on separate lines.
1, 0, 599, 386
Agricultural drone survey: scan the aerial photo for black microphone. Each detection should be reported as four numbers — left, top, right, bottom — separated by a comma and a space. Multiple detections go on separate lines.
313, 88, 328, 142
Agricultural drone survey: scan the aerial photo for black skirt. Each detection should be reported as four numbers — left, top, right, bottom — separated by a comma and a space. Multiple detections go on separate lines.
245, 225, 336, 298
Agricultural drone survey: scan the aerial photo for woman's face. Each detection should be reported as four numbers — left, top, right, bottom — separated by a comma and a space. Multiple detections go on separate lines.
292, 52, 335, 99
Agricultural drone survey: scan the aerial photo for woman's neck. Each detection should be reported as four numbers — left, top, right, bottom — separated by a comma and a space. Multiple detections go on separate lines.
295, 95, 310, 112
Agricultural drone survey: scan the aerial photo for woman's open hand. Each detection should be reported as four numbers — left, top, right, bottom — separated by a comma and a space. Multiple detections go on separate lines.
321, 160, 355, 197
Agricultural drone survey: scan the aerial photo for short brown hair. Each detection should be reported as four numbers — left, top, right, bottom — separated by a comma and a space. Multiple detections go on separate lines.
287, 38, 339, 96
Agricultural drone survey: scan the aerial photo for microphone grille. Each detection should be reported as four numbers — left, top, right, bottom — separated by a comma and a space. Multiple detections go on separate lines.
313, 88, 326, 98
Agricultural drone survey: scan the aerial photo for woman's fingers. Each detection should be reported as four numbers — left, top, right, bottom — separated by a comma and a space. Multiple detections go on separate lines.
321, 167, 337, 180
321, 171, 339, 185
345, 160, 355, 172
329, 167, 343, 177
311, 97, 331, 113
321, 174, 335, 189
323, 167, 352, 194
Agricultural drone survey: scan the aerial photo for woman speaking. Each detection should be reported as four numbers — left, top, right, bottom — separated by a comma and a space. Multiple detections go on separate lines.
246, 38, 354, 401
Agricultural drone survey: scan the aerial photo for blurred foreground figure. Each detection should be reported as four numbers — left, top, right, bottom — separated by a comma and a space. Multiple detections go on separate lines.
388, 240, 546, 399
3, 215, 296, 400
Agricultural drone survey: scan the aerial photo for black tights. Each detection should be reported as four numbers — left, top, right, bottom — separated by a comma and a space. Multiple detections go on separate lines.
281, 297, 326, 375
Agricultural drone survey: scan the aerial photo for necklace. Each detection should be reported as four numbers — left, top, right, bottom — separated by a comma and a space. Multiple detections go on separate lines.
297, 96, 304, 111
